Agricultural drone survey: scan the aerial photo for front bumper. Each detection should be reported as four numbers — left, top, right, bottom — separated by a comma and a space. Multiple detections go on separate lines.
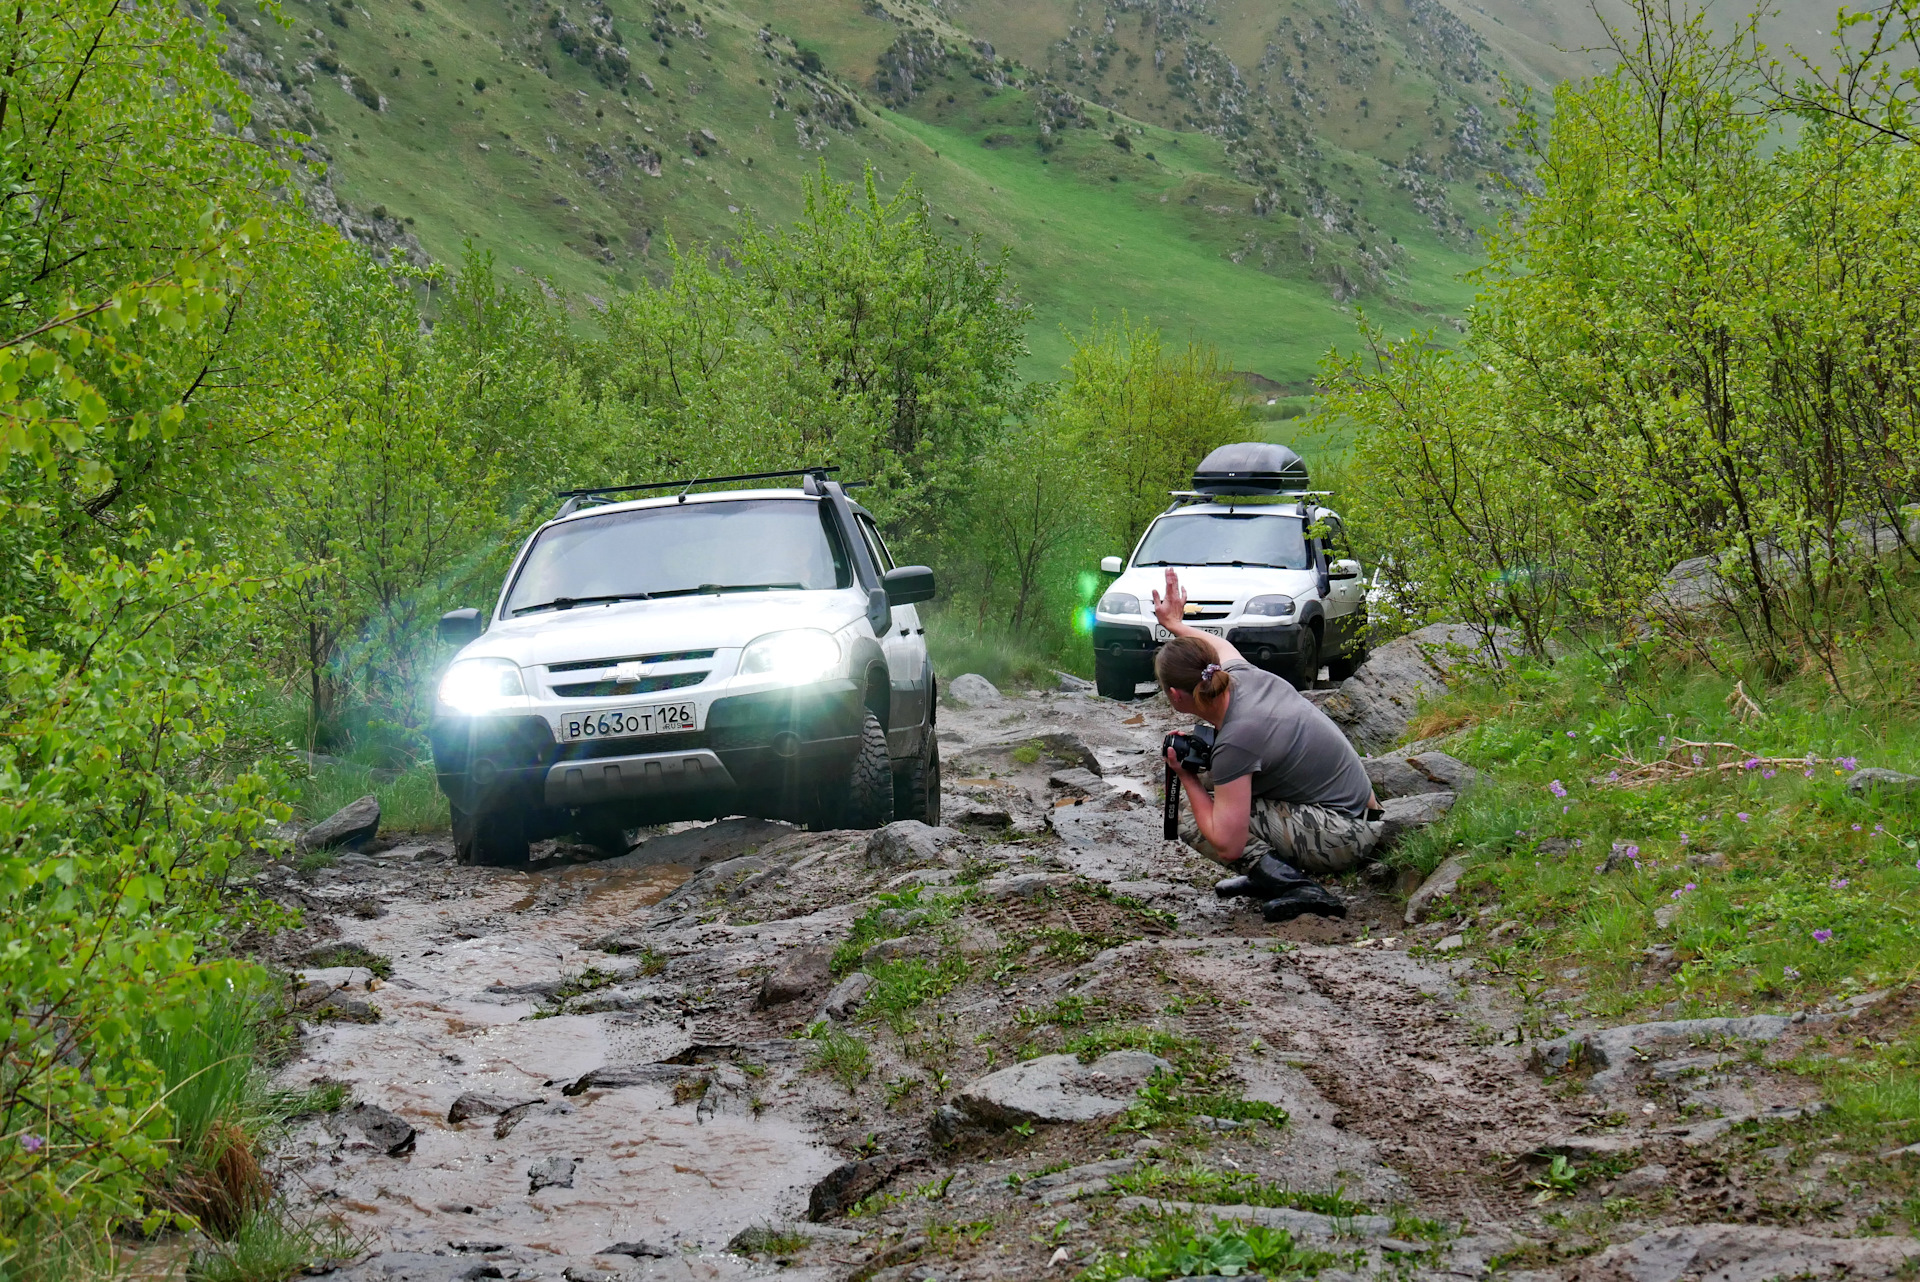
429, 678, 867, 821
1091, 618, 1311, 678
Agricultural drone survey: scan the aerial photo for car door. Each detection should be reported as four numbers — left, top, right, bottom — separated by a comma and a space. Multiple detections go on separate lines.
855, 513, 928, 757
1319, 515, 1365, 650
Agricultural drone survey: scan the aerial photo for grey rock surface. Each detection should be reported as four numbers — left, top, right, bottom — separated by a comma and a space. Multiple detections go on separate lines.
1056, 671, 1096, 693
1404, 853, 1469, 925
977, 872, 1071, 901
822, 971, 874, 1021
808, 1157, 901, 1220
756, 945, 832, 1008
1378, 791, 1456, 847
1046, 766, 1110, 796
1112, 1197, 1394, 1240
1849, 767, 1920, 796
1578, 1224, 1920, 1282
952, 1051, 1170, 1128
527, 1155, 577, 1193
1611, 1165, 1669, 1196
333, 1102, 415, 1156
611, 816, 797, 869
947, 673, 1002, 707
446, 1091, 543, 1124
302, 794, 381, 851
949, 801, 1012, 829
1323, 623, 1513, 751
1363, 756, 1448, 801
1533, 1015, 1798, 1093
864, 821, 962, 868
1405, 751, 1481, 792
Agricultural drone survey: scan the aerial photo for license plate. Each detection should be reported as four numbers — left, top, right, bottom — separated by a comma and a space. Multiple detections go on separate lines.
1154, 625, 1222, 641
558, 701, 696, 742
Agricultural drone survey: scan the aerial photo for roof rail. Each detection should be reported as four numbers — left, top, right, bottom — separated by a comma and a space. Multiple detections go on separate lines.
554, 466, 840, 517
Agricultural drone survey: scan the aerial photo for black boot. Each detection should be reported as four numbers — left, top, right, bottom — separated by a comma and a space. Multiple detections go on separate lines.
1214, 853, 1310, 900
1261, 882, 1349, 922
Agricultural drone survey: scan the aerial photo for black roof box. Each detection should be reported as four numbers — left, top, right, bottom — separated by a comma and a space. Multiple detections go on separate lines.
1192, 442, 1309, 495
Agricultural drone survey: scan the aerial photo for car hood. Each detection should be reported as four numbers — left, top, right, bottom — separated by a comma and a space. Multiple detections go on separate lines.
1108, 565, 1319, 605
459, 588, 869, 668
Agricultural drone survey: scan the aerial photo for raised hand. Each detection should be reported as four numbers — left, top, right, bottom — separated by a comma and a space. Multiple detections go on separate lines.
1150, 567, 1187, 631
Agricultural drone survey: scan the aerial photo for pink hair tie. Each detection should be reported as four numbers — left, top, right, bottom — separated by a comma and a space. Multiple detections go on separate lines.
1200, 663, 1222, 683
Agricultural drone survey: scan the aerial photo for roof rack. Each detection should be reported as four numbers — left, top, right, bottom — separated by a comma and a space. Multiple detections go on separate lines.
554, 466, 841, 518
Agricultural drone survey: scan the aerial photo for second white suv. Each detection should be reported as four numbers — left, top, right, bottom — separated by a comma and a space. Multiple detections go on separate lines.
1090, 442, 1369, 698
429, 469, 939, 866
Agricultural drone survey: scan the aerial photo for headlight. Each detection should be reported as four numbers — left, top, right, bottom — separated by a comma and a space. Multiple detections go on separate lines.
1098, 592, 1141, 616
739, 628, 844, 685
437, 658, 527, 715
1244, 595, 1298, 618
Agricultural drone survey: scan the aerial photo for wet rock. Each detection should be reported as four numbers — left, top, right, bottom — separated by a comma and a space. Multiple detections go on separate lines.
1611, 1164, 1669, 1196
602, 1241, 672, 1258
1532, 1014, 1799, 1092
446, 1092, 544, 1124
319, 1252, 500, 1282
1542, 1134, 1645, 1159
863, 935, 937, 966
950, 802, 1012, 830
1035, 733, 1102, 774
335, 1103, 415, 1156
1653, 902, 1680, 929
1405, 752, 1481, 792
865, 821, 962, 868
1326, 624, 1514, 751
947, 673, 1002, 707
808, 1157, 901, 1220
614, 817, 798, 869
951, 1051, 1170, 1128
301, 794, 381, 851
447, 1242, 509, 1254
1403, 853, 1469, 925
1056, 671, 1096, 693
1046, 766, 1110, 797
492, 1101, 540, 1139
660, 854, 767, 908
1578, 1224, 1920, 1282
1848, 767, 1920, 796
1023, 1157, 1138, 1191
822, 971, 873, 1021
528, 1155, 577, 1192
566, 1063, 702, 1093
563, 1268, 617, 1282
1377, 791, 1456, 847
755, 945, 832, 1008
1436, 934, 1465, 952
978, 872, 1069, 901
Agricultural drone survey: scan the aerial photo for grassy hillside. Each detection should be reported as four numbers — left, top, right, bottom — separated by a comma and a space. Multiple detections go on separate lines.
217, 0, 1513, 383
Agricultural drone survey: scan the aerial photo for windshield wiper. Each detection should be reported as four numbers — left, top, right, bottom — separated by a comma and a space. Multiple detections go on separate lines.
1201, 560, 1290, 569
692, 582, 804, 594
512, 592, 651, 616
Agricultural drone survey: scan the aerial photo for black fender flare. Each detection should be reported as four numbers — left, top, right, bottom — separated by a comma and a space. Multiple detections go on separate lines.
843, 633, 890, 728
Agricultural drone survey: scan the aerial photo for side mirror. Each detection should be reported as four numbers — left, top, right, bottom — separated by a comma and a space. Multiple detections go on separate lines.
1329, 559, 1362, 581
882, 565, 936, 606
438, 608, 483, 644
1100, 556, 1123, 574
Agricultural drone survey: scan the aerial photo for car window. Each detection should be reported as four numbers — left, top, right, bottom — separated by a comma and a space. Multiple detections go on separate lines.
1322, 516, 1351, 562
1132, 512, 1309, 570
856, 515, 895, 571
504, 498, 852, 615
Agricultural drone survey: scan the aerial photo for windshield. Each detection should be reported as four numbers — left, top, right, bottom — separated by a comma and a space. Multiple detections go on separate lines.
504, 498, 852, 616
1132, 512, 1310, 570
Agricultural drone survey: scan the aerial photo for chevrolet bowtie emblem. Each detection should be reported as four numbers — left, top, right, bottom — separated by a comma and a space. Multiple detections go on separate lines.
612, 661, 649, 682
1183, 603, 1200, 617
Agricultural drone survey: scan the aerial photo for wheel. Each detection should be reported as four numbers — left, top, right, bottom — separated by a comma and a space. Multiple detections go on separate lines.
894, 734, 941, 825
1285, 625, 1321, 692
453, 801, 531, 868
1325, 645, 1370, 683
809, 711, 896, 831
1095, 654, 1138, 701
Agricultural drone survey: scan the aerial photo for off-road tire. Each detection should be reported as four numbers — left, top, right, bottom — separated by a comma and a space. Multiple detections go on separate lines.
453, 802, 532, 868
810, 711, 895, 831
894, 734, 941, 825
1286, 625, 1322, 692
1095, 655, 1138, 701
1325, 645, 1369, 683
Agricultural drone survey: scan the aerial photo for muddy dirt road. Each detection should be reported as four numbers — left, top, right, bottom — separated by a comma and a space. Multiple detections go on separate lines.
260, 683, 1917, 1282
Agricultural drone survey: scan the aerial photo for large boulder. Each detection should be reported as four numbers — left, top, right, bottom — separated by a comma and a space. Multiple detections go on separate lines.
951, 1051, 1170, 1129
864, 821, 962, 868
947, 673, 1003, 707
1403, 852, 1469, 925
300, 794, 380, 852
1579, 1224, 1920, 1282
1849, 768, 1920, 797
755, 946, 832, 1008
1378, 791, 1456, 848
1325, 624, 1515, 752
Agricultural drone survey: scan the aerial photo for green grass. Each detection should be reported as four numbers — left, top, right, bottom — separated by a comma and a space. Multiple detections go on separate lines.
1078, 1215, 1332, 1281
293, 943, 393, 978
1111, 1164, 1371, 1217
801, 1021, 872, 1091
189, 1207, 360, 1282
298, 762, 446, 833
830, 884, 964, 974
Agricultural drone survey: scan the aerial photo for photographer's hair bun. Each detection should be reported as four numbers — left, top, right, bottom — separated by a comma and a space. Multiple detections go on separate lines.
1155, 635, 1232, 699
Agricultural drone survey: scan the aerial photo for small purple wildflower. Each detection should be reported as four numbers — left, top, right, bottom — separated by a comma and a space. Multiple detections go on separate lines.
1804, 768, 1815, 778
1742, 757, 1761, 770
1623, 844, 1641, 860
1679, 832, 1690, 845
1563, 805, 1570, 814
1762, 769, 1776, 780
1840, 756, 1859, 771
1659, 735, 1667, 746
1813, 929, 1834, 944
1670, 887, 1685, 900
1575, 839, 1584, 848
1853, 824, 1863, 831
1737, 812, 1752, 822
1692, 752, 1705, 766
1607, 770, 1621, 782
1548, 779, 1567, 798
1567, 730, 1576, 739
1875, 824, 1886, 834
1831, 878, 1850, 889
20, 1134, 42, 1153
1685, 881, 1697, 891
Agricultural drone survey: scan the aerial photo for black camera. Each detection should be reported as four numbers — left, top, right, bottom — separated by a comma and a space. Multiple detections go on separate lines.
1162, 725, 1216, 840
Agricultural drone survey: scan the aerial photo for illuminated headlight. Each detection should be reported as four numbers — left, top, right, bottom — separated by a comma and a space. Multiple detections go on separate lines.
1098, 592, 1141, 616
739, 628, 844, 685
1243, 595, 1298, 619
437, 658, 527, 715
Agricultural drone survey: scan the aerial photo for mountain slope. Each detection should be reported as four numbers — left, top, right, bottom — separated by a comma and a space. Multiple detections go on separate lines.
218, 0, 1536, 381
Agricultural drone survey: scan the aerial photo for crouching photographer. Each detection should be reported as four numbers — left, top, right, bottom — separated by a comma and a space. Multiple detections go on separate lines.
1151, 569, 1383, 922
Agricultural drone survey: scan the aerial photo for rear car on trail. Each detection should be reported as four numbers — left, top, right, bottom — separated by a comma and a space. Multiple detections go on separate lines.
429, 470, 939, 866
1090, 442, 1369, 698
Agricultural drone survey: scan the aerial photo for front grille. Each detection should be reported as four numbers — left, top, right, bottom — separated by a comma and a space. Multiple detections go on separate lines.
1184, 600, 1234, 621
555, 730, 708, 761
552, 670, 708, 699
547, 648, 716, 674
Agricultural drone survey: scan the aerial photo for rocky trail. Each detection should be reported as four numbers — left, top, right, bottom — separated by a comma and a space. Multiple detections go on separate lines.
254, 634, 1920, 1282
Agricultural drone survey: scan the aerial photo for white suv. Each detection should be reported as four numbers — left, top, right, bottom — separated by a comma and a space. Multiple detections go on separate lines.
429, 470, 939, 866
1090, 442, 1369, 698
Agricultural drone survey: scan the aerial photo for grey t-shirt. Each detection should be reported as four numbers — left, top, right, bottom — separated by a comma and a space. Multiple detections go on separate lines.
1207, 660, 1374, 817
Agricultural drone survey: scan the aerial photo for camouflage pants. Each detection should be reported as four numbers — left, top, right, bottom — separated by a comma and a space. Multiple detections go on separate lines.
1179, 797, 1383, 876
